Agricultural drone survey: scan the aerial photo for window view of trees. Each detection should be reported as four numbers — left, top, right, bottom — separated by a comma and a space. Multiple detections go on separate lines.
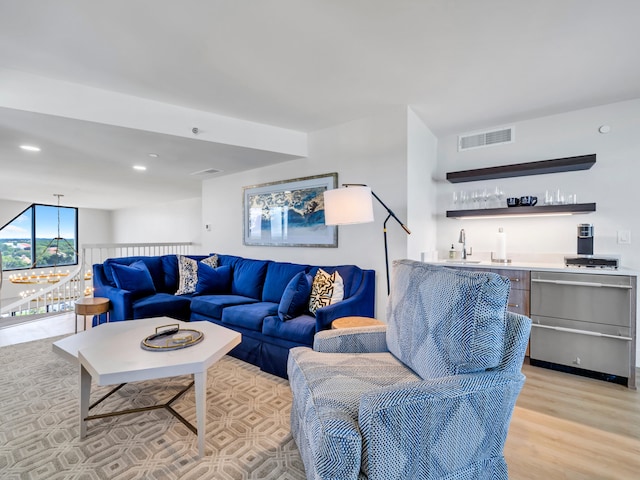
0, 204, 78, 271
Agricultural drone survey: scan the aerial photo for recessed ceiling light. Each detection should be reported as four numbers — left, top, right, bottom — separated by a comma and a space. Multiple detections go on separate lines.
133, 165, 147, 171
148, 153, 159, 158
20, 145, 41, 152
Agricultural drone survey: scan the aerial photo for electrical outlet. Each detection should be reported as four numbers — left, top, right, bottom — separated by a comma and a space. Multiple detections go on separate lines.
617, 230, 631, 244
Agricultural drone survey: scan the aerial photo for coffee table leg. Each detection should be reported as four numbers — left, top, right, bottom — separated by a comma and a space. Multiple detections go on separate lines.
80, 364, 91, 438
194, 371, 206, 457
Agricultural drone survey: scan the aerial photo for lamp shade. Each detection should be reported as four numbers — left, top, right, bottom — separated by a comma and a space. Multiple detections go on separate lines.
323, 186, 374, 225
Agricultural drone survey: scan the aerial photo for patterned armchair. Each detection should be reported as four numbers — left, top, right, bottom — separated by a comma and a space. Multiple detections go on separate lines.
287, 259, 531, 480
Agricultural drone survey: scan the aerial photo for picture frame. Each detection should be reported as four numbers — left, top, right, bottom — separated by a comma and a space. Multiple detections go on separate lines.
243, 173, 338, 247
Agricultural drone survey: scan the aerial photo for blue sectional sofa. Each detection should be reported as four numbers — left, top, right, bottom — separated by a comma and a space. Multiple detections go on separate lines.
92, 253, 376, 378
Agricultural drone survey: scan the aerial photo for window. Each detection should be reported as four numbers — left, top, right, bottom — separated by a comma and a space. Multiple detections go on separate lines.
0, 204, 78, 271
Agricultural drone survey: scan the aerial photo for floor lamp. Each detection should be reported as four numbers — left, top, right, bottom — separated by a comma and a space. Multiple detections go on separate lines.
323, 184, 411, 295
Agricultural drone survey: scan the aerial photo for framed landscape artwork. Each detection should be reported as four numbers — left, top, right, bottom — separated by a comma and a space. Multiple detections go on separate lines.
243, 173, 338, 247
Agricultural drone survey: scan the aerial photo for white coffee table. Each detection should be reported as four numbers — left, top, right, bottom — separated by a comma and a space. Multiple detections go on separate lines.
53, 316, 241, 457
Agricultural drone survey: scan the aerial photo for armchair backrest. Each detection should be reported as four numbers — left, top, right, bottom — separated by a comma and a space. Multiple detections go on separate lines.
386, 260, 510, 380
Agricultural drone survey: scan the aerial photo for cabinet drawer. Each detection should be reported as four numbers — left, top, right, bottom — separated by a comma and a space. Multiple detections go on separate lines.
531, 273, 633, 327
507, 288, 529, 316
530, 321, 631, 378
492, 268, 530, 290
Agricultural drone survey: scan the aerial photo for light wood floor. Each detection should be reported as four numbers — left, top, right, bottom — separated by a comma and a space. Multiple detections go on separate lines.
506, 361, 640, 479
1, 316, 638, 478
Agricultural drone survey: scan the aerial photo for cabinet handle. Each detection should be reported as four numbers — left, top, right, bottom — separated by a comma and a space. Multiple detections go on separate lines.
531, 278, 632, 289
508, 303, 520, 308
531, 323, 632, 341
510, 278, 520, 282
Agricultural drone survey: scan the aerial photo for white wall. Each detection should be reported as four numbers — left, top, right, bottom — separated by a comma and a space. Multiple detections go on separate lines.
201, 107, 410, 319
79, 208, 113, 246
407, 108, 438, 263
0, 199, 30, 228
436, 99, 640, 268
111, 197, 202, 248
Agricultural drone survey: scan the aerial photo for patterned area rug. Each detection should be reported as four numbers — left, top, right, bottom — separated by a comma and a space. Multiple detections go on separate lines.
0, 336, 306, 479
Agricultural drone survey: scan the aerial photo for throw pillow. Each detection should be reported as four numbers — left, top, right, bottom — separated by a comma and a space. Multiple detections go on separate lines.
201, 254, 219, 269
175, 255, 198, 295
278, 272, 313, 321
308, 268, 344, 316
111, 260, 156, 298
195, 264, 231, 295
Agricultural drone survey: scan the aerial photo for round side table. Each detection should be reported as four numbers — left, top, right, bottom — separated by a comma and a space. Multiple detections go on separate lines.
75, 297, 110, 333
331, 316, 384, 329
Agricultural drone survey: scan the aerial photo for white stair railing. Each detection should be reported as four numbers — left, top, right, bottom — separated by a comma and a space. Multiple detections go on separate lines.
1, 242, 194, 318
0, 264, 86, 317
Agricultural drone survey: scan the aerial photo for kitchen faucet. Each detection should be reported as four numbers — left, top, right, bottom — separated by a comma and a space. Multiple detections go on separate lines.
459, 229, 467, 259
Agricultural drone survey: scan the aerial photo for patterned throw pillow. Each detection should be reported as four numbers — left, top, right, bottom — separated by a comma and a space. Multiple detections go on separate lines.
175, 255, 198, 295
308, 268, 344, 316
201, 254, 219, 269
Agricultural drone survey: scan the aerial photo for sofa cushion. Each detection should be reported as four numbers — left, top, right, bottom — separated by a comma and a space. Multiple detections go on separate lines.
222, 302, 279, 331
262, 262, 308, 303
263, 314, 316, 344
195, 264, 231, 295
386, 260, 509, 380
278, 272, 313, 321
111, 260, 156, 298
230, 258, 269, 299
190, 294, 258, 320
104, 256, 165, 290
308, 268, 344, 316
132, 293, 191, 321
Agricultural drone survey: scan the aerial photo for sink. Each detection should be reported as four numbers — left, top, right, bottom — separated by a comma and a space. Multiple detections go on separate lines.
445, 259, 482, 264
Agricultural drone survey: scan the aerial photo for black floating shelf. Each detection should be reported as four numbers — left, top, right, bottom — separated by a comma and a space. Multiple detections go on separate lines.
446, 203, 596, 219
446, 154, 596, 183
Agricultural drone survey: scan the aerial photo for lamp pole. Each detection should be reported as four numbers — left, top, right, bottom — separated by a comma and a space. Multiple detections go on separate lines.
369, 190, 411, 295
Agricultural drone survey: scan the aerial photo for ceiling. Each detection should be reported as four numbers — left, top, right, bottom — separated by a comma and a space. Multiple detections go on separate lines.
1, 0, 640, 210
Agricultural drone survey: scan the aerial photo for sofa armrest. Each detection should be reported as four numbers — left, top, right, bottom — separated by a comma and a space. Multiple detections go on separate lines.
93, 284, 133, 322
358, 371, 525, 479
313, 326, 388, 353
314, 269, 375, 331
93, 263, 137, 321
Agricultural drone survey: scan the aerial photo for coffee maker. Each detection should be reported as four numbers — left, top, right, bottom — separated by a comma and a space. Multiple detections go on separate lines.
577, 223, 594, 256
565, 223, 619, 268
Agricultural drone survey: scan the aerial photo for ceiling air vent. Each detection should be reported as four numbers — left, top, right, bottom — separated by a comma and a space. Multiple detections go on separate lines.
190, 168, 222, 176
458, 127, 514, 151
